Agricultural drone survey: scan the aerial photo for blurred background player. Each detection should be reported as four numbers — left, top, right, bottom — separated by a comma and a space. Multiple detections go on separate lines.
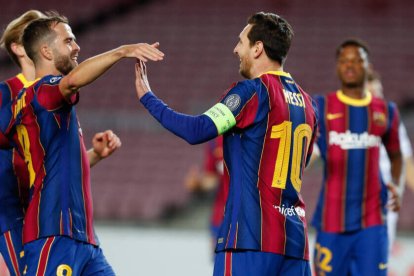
184, 136, 227, 250
0, 10, 123, 276
0, 12, 162, 275
310, 39, 402, 276
367, 68, 414, 252
0, 10, 46, 276
135, 12, 318, 275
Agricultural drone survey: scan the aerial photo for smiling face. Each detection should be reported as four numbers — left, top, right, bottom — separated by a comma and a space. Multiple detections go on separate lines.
51, 22, 80, 75
233, 24, 254, 79
336, 45, 368, 89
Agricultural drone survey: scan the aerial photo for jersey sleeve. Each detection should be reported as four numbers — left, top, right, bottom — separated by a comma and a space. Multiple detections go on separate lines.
36, 76, 79, 111
305, 98, 319, 166
399, 122, 413, 158
140, 92, 218, 144
383, 102, 401, 154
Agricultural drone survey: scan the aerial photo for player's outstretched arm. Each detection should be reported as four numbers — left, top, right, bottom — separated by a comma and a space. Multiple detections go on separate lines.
59, 43, 164, 100
88, 130, 122, 167
135, 60, 227, 145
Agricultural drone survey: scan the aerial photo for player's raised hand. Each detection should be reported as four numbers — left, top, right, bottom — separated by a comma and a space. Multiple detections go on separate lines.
135, 59, 151, 99
386, 182, 401, 212
123, 42, 164, 62
92, 130, 122, 159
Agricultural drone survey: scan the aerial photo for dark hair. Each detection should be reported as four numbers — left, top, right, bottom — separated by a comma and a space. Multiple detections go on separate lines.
22, 11, 68, 64
336, 38, 370, 59
247, 12, 294, 64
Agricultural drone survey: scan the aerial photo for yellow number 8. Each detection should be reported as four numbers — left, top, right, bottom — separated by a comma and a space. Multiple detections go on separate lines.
57, 264, 72, 276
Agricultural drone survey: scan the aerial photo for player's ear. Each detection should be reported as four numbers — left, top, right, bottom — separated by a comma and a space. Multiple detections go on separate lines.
253, 41, 264, 58
10, 43, 26, 58
40, 44, 53, 61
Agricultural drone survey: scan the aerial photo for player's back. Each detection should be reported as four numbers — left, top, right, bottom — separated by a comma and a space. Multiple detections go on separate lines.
0, 74, 30, 233
216, 71, 317, 260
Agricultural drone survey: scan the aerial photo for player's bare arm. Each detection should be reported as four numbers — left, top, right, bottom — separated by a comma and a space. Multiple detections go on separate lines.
60, 43, 164, 100
88, 130, 122, 167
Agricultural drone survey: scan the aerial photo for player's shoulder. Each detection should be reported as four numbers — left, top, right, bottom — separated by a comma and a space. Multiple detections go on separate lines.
370, 94, 398, 110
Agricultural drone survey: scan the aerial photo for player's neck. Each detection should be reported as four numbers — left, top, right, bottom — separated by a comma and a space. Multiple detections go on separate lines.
35, 63, 61, 79
341, 86, 366, 99
19, 59, 36, 82
252, 61, 283, 78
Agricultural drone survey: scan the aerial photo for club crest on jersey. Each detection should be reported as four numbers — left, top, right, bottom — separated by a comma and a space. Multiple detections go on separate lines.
224, 94, 241, 111
373, 111, 386, 126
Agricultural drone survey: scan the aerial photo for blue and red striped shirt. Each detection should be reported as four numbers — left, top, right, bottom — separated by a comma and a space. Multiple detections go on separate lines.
0, 75, 98, 245
0, 74, 30, 233
311, 91, 401, 233
215, 71, 318, 260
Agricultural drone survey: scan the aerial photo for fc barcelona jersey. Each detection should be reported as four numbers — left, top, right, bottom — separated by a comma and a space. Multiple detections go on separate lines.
0, 74, 30, 233
0, 75, 98, 245
215, 71, 318, 260
311, 91, 400, 233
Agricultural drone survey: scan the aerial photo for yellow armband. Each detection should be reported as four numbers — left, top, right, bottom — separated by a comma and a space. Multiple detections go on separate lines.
204, 103, 236, 135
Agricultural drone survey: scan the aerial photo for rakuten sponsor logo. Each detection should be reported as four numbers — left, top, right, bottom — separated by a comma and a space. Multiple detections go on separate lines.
329, 130, 381, 149
273, 204, 305, 217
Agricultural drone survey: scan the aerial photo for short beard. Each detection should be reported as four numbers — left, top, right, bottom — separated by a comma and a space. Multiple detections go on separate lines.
239, 59, 252, 79
54, 51, 76, 75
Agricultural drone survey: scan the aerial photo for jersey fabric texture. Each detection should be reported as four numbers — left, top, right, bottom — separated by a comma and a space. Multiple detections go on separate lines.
0, 226, 24, 276
24, 236, 115, 276
0, 74, 30, 234
312, 91, 400, 233
0, 75, 98, 246
214, 250, 311, 276
205, 136, 228, 238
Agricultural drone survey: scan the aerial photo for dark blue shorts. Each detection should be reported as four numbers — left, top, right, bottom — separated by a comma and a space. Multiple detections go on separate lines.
313, 225, 388, 276
0, 225, 24, 276
24, 236, 115, 276
213, 250, 311, 276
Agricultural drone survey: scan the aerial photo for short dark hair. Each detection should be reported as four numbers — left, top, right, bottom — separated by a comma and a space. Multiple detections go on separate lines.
22, 11, 68, 64
247, 12, 294, 64
336, 38, 370, 59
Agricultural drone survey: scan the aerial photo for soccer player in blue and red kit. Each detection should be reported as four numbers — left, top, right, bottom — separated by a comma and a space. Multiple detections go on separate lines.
135, 12, 318, 275
0, 13, 164, 275
311, 39, 403, 276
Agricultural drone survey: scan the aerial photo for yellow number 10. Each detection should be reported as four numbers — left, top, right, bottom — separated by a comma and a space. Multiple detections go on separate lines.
270, 121, 312, 192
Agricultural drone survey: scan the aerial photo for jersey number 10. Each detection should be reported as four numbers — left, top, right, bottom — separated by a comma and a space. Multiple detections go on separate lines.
271, 121, 312, 192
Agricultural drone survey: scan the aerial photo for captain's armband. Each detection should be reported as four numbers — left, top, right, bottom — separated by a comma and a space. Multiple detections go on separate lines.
204, 103, 236, 135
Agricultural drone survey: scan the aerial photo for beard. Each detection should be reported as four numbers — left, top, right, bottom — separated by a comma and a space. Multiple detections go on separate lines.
53, 50, 77, 75
239, 57, 252, 79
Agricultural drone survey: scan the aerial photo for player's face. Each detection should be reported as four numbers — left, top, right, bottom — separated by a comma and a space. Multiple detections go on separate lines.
234, 24, 254, 79
51, 23, 80, 75
336, 45, 368, 89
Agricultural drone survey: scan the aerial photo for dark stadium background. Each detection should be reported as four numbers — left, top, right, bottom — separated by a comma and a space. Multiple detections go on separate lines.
0, 0, 413, 275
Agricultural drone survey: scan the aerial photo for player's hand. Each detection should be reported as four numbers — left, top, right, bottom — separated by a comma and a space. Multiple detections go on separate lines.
135, 59, 151, 99
124, 43, 164, 62
386, 182, 401, 212
184, 165, 202, 192
92, 130, 122, 160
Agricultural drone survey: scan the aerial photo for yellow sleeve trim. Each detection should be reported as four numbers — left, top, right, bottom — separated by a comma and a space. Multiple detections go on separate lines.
204, 103, 236, 135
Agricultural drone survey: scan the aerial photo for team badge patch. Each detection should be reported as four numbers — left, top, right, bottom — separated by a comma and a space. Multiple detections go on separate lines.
224, 94, 241, 111
373, 111, 386, 126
